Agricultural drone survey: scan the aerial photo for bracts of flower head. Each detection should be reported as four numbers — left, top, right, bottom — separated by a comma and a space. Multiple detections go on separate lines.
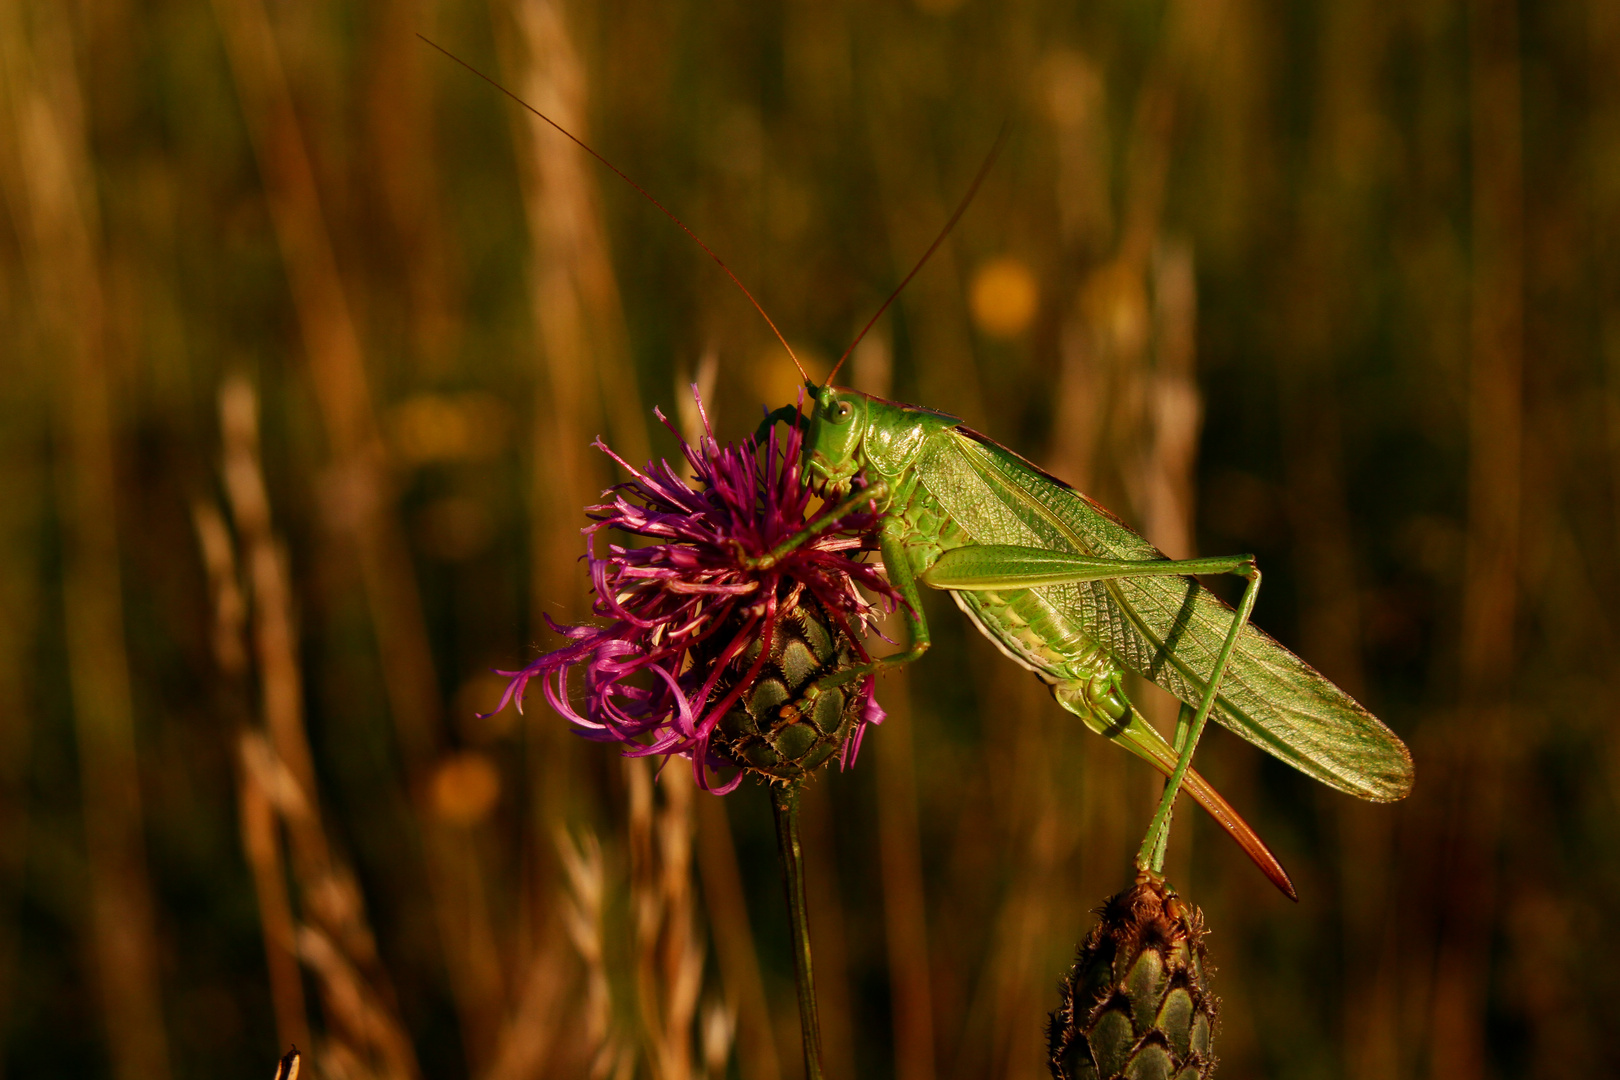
486, 395, 899, 792
1047, 872, 1219, 1080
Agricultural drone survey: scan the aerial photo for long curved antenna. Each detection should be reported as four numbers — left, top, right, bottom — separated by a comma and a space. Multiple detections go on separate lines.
826, 123, 1009, 386
419, 35, 809, 382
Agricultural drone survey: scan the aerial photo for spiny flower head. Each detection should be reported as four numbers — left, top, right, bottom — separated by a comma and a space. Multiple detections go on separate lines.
487, 396, 896, 792
1047, 873, 1219, 1080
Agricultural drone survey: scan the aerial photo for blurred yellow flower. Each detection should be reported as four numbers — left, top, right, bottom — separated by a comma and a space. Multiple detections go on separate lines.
430, 752, 502, 825
970, 256, 1039, 338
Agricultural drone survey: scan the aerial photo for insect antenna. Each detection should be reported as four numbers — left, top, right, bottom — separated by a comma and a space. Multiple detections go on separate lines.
826, 123, 1009, 386
418, 35, 809, 383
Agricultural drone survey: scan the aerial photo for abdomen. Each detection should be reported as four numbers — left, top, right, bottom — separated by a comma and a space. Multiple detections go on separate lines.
949, 586, 1115, 686
888, 436, 1116, 687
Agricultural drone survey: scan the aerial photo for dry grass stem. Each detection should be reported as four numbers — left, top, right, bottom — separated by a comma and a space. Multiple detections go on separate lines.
554, 764, 721, 1080
558, 826, 616, 1076
873, 640, 938, 1080
506, 0, 649, 477
481, 920, 575, 1080
297, 925, 421, 1080
628, 758, 713, 1080
208, 379, 422, 1080
496, 0, 648, 992
695, 795, 783, 1080
220, 380, 376, 971
197, 497, 311, 1053
209, 0, 507, 1061
1429, 1, 1526, 1075
0, 7, 171, 1078
701, 998, 737, 1080
234, 733, 310, 1051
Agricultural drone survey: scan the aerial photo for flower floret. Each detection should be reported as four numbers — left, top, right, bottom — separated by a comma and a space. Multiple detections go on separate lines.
487, 397, 895, 791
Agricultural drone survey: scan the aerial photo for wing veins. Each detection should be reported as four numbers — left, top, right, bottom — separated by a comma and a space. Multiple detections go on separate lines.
943, 434, 1412, 799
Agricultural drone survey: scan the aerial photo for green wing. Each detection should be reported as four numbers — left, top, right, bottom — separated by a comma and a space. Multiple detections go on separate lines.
911, 427, 1414, 802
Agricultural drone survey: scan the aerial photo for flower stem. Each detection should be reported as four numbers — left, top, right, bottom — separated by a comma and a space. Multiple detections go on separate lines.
772, 779, 825, 1080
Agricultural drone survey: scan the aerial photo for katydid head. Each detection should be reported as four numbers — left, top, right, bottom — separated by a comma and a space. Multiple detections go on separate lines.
802, 384, 871, 492
802, 384, 961, 494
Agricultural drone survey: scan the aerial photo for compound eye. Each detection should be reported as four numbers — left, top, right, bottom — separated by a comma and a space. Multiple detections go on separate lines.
830, 400, 854, 424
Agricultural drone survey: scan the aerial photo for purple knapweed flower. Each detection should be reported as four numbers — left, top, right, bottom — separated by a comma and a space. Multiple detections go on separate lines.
487, 395, 896, 793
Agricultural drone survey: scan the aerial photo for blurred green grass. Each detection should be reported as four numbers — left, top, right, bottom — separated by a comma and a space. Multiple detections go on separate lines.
3, 0, 1618, 1077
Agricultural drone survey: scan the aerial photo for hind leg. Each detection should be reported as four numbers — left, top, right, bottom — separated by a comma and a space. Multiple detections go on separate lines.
1053, 673, 1295, 900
